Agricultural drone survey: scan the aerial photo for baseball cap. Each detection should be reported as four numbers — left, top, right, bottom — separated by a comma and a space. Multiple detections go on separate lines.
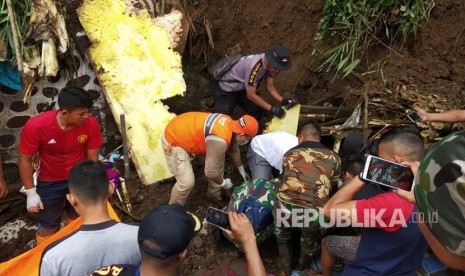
414, 130, 465, 255
138, 204, 201, 259
229, 115, 259, 137
265, 44, 291, 71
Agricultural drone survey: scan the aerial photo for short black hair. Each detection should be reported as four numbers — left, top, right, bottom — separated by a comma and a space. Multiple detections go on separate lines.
343, 159, 364, 176
297, 121, 321, 138
68, 160, 109, 204
378, 126, 425, 162
58, 86, 93, 111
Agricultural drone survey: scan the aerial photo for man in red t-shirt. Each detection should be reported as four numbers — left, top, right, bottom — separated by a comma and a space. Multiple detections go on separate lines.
18, 86, 103, 244
324, 127, 428, 275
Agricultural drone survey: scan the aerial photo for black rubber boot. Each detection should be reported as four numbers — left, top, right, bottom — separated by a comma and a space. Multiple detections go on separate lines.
296, 253, 314, 271
277, 241, 293, 275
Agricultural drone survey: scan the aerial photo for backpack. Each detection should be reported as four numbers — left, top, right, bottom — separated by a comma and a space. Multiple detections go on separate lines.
208, 54, 243, 82
237, 180, 273, 232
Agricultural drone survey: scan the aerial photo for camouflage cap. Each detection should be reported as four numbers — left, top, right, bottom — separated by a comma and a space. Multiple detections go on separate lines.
414, 131, 465, 256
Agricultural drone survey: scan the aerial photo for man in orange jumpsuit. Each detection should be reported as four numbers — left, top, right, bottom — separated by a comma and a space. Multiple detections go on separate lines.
162, 112, 259, 205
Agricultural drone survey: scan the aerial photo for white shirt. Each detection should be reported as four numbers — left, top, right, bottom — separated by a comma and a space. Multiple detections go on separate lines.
250, 131, 298, 172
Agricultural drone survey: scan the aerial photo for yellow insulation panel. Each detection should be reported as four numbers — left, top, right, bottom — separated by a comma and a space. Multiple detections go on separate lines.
78, 0, 185, 184
266, 104, 301, 135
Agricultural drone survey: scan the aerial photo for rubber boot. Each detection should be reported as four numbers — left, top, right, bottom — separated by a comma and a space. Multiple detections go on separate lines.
35, 233, 54, 246
277, 241, 293, 275
296, 253, 315, 271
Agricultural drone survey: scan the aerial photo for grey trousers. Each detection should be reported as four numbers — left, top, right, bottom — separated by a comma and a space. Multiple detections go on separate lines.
247, 146, 273, 180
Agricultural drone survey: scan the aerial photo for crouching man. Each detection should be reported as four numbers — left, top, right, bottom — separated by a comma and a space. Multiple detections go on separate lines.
274, 122, 341, 275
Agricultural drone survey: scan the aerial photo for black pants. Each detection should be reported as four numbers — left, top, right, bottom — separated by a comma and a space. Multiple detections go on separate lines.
212, 82, 263, 119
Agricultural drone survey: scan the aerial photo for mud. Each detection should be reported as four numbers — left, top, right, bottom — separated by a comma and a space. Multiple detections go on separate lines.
1, 0, 465, 274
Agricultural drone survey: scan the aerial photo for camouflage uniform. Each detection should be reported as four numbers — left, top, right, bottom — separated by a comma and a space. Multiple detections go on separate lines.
274, 141, 341, 256
415, 130, 465, 257
223, 179, 280, 249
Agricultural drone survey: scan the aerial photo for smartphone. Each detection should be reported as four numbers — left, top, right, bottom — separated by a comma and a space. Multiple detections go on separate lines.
407, 111, 422, 123
361, 155, 414, 191
205, 207, 230, 231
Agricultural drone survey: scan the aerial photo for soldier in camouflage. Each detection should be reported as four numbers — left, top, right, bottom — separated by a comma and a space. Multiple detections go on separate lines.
274, 121, 341, 275
397, 130, 465, 271
223, 178, 280, 249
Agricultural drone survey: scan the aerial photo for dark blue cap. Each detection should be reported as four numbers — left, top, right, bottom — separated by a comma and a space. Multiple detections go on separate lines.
138, 204, 201, 259
265, 44, 291, 71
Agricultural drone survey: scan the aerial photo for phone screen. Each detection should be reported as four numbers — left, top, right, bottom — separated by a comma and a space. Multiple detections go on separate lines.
362, 155, 414, 191
407, 112, 422, 123
206, 207, 230, 230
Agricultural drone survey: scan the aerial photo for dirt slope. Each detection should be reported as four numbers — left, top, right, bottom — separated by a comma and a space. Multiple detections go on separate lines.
186, 0, 465, 110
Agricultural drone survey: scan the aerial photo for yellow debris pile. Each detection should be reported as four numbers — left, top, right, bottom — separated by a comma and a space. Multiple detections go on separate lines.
78, 0, 186, 184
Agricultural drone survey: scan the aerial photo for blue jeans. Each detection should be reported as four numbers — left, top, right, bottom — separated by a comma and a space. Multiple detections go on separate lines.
36, 180, 78, 233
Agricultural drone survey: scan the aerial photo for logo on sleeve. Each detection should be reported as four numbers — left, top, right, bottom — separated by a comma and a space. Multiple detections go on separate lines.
77, 134, 88, 143
248, 61, 262, 86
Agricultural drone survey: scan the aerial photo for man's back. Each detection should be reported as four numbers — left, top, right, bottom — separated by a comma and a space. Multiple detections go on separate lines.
219, 54, 268, 92
278, 141, 341, 209
344, 193, 427, 275
164, 112, 234, 155
40, 221, 141, 276
250, 131, 298, 172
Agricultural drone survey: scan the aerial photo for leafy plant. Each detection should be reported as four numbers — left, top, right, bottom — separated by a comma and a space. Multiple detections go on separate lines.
314, 0, 435, 78
0, 0, 32, 60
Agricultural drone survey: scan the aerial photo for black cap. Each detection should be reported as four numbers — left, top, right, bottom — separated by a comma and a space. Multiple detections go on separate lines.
265, 44, 291, 71
138, 204, 201, 259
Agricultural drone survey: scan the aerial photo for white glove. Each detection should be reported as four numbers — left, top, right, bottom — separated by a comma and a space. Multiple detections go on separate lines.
220, 178, 233, 189
25, 187, 44, 213
237, 165, 250, 181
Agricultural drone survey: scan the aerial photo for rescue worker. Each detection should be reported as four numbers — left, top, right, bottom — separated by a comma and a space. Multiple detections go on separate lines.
18, 86, 103, 245
274, 121, 341, 275
162, 112, 259, 205
212, 44, 296, 119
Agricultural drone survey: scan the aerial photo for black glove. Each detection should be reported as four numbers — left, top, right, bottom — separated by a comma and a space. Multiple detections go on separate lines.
269, 105, 285, 118
281, 98, 298, 109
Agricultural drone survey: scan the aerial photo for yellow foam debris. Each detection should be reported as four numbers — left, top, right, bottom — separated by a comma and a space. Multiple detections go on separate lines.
266, 104, 301, 135
78, 0, 186, 184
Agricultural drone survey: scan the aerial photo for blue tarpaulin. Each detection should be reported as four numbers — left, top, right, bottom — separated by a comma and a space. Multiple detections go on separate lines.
0, 52, 21, 92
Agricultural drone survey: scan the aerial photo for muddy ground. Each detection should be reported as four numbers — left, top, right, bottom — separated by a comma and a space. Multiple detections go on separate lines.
1, 0, 465, 274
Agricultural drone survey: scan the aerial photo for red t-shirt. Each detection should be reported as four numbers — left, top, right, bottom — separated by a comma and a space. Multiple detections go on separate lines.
356, 192, 414, 232
19, 110, 103, 181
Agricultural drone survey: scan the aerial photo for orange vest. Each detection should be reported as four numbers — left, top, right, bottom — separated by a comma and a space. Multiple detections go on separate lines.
164, 112, 234, 155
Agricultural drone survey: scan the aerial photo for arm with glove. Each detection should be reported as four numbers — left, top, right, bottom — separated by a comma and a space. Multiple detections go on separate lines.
228, 140, 250, 182
268, 98, 298, 119
18, 153, 43, 212
205, 137, 236, 190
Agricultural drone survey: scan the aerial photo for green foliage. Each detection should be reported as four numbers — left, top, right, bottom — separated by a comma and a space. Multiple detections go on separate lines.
0, 0, 32, 58
314, 0, 434, 79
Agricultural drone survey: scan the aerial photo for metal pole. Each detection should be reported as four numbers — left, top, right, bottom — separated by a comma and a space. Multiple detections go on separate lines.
120, 114, 130, 179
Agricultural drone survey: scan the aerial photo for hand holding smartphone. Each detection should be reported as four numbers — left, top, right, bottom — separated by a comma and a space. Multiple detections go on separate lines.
361, 155, 414, 191
407, 111, 422, 123
205, 206, 231, 231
